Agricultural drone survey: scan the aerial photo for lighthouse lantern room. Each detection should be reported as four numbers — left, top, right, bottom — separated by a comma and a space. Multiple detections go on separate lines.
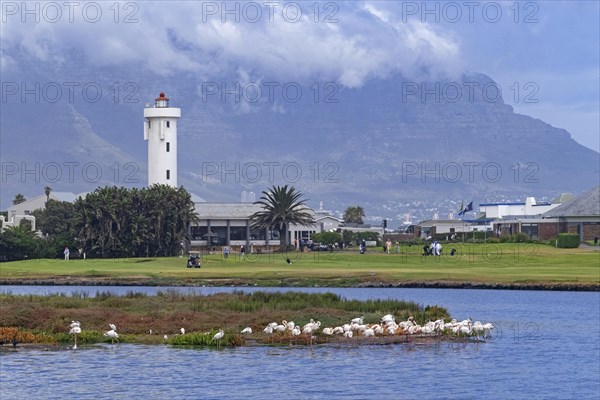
143, 92, 181, 187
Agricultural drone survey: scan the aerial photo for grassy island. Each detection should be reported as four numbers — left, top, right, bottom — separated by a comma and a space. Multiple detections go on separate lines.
0, 291, 458, 348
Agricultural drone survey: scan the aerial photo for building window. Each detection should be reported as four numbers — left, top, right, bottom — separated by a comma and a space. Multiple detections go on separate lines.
166, 170, 170, 180
166, 142, 170, 152
190, 226, 208, 240
166, 121, 170, 128
148, 120, 151, 128
230, 227, 247, 241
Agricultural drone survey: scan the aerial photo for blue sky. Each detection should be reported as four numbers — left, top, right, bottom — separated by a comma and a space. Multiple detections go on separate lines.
2, 0, 599, 150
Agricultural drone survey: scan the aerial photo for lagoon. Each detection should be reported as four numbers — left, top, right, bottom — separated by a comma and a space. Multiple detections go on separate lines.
1, 287, 599, 399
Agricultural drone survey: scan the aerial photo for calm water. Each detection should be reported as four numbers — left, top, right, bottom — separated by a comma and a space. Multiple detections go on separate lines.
1, 286, 599, 399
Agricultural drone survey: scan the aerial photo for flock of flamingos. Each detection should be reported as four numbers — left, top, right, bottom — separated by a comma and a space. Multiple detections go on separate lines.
68, 315, 495, 349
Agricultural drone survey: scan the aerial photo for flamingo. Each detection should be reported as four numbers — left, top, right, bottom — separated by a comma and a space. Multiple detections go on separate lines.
274, 321, 287, 334
263, 324, 274, 343
109, 323, 117, 331
332, 326, 345, 335
291, 326, 301, 337
371, 324, 384, 335
69, 321, 81, 349
363, 328, 375, 337
180, 327, 185, 335
483, 323, 495, 338
351, 316, 364, 325
163, 334, 168, 341
213, 329, 224, 348
343, 331, 353, 338
240, 327, 252, 334
381, 314, 395, 324
104, 329, 119, 344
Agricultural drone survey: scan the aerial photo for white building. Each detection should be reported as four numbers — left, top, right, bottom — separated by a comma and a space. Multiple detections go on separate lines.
189, 203, 343, 250
144, 92, 180, 187
2, 192, 80, 231
480, 197, 559, 219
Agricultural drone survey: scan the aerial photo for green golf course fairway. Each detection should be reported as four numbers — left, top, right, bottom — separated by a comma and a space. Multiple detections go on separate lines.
1, 243, 598, 290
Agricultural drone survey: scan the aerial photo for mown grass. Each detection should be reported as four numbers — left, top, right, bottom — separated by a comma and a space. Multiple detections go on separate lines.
0, 243, 598, 286
0, 291, 449, 347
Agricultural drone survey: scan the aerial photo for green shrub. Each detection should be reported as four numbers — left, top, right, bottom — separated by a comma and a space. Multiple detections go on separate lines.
511, 233, 530, 243
556, 233, 580, 248
310, 232, 342, 245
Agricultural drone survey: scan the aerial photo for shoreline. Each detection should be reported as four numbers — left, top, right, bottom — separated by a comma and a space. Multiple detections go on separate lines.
1, 278, 598, 292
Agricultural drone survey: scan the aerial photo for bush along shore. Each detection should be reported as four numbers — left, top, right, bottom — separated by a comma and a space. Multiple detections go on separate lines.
0, 291, 494, 349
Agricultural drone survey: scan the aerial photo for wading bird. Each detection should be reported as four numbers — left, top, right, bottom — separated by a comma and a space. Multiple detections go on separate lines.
104, 329, 119, 344
69, 321, 81, 350
213, 329, 225, 348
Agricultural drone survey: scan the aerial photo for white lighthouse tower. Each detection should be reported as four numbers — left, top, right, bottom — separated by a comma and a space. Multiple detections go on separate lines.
143, 92, 181, 187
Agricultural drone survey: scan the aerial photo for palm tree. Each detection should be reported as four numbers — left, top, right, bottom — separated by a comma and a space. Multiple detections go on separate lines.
44, 186, 52, 203
12, 193, 26, 205
343, 206, 365, 224
250, 185, 315, 251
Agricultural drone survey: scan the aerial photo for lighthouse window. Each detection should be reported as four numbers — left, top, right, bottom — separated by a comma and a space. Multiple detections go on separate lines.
166, 142, 170, 152
166, 121, 170, 128
166, 170, 170, 180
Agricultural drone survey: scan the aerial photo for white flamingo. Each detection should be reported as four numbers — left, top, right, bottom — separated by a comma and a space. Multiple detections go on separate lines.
104, 329, 119, 344
483, 323, 495, 338
363, 328, 375, 337
291, 326, 301, 337
263, 324, 274, 343
212, 329, 224, 348
274, 320, 287, 334
332, 326, 345, 335
240, 327, 252, 334
371, 324, 384, 335
109, 323, 117, 331
180, 327, 185, 335
69, 321, 81, 349
381, 314, 395, 324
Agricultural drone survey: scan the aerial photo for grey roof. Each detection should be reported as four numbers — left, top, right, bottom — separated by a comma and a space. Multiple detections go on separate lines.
543, 186, 600, 218
194, 202, 320, 221
51, 192, 78, 202
551, 193, 574, 204
194, 203, 263, 219
315, 214, 344, 222
190, 193, 207, 203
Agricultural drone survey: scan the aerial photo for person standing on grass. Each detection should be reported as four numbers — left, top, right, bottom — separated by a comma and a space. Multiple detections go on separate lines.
64, 246, 70, 261
240, 245, 246, 260
386, 239, 392, 254
223, 246, 230, 260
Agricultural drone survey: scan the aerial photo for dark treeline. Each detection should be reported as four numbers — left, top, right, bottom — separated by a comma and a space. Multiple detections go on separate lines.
0, 185, 197, 261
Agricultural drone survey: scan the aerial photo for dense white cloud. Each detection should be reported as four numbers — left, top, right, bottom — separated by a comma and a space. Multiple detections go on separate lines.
1, 1, 463, 86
